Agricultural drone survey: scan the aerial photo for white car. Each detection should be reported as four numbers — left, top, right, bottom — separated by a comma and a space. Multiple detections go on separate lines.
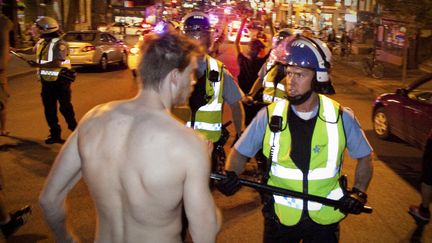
227, 27, 251, 43
65, 30, 129, 71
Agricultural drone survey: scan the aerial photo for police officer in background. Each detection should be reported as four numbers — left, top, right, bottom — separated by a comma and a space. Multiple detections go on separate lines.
12, 16, 77, 144
217, 36, 373, 242
182, 12, 245, 167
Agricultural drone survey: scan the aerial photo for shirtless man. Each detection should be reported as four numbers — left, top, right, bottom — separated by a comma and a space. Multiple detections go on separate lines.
39, 32, 221, 243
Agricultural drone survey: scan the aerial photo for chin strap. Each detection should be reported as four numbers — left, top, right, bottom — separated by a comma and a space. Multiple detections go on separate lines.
286, 89, 313, 105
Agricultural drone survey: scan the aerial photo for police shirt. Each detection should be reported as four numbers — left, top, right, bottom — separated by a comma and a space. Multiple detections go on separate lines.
234, 104, 373, 160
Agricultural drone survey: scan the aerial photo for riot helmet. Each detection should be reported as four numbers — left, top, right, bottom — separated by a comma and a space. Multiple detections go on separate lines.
182, 12, 212, 50
182, 12, 211, 32
284, 36, 335, 95
35, 16, 59, 34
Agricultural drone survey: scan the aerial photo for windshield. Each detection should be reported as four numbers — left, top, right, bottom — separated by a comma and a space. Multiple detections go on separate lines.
65, 33, 96, 42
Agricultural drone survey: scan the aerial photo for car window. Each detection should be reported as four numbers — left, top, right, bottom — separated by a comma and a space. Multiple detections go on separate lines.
408, 78, 432, 104
107, 34, 118, 43
100, 34, 109, 42
65, 33, 96, 42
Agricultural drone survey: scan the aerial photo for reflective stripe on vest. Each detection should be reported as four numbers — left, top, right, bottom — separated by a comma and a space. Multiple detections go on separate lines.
262, 64, 287, 103
36, 38, 72, 82
263, 95, 346, 226
187, 55, 224, 142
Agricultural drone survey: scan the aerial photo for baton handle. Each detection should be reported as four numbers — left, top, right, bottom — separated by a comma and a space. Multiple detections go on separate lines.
211, 173, 372, 214
10, 50, 29, 62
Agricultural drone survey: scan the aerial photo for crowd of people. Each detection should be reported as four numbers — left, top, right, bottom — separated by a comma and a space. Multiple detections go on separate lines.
1, 8, 431, 243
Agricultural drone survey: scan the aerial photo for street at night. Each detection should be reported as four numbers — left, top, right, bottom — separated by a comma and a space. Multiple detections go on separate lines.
1, 42, 431, 242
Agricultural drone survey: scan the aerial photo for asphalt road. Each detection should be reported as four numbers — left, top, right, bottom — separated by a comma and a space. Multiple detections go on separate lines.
0, 43, 431, 242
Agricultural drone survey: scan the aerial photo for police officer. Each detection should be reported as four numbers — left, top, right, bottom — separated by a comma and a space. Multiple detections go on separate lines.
246, 29, 293, 105
217, 36, 373, 242
13, 16, 77, 144
182, 12, 245, 168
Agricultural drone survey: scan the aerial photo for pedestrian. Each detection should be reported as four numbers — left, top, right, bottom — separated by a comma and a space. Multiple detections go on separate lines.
0, 11, 32, 240
182, 11, 245, 167
340, 30, 351, 57
327, 28, 336, 51
11, 16, 77, 144
216, 36, 374, 242
409, 136, 432, 224
0, 12, 14, 136
246, 28, 294, 106
39, 31, 221, 243
235, 17, 270, 126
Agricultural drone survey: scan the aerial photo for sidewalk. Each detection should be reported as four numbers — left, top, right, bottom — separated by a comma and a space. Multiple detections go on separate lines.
333, 53, 430, 97
6, 54, 35, 80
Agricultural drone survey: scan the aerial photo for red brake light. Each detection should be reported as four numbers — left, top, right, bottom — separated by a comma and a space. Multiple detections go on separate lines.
82, 46, 96, 52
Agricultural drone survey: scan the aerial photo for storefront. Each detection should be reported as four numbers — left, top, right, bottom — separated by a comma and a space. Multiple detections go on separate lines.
375, 17, 417, 68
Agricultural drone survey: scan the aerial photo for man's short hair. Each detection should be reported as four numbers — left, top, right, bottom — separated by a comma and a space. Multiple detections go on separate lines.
138, 32, 202, 90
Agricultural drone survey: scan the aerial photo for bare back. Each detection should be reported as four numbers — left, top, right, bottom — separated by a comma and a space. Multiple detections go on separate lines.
77, 99, 216, 243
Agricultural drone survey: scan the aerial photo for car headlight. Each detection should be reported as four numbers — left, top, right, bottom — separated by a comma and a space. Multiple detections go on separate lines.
130, 46, 140, 55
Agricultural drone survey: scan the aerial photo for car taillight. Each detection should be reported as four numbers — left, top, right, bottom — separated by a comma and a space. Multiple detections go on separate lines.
130, 47, 140, 55
81, 46, 96, 52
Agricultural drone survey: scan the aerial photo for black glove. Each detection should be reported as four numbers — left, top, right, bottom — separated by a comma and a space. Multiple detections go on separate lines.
339, 187, 367, 215
215, 171, 241, 196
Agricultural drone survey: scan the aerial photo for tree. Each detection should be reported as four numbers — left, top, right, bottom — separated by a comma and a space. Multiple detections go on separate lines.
65, 0, 79, 31
91, 0, 109, 29
377, 0, 432, 28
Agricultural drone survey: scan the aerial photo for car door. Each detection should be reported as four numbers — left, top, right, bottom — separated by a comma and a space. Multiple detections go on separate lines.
107, 33, 123, 62
98, 33, 113, 61
384, 92, 407, 140
405, 78, 432, 148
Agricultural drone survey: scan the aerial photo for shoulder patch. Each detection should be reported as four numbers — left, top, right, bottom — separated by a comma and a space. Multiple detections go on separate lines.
59, 44, 67, 51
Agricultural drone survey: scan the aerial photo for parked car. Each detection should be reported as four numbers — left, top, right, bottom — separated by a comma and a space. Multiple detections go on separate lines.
127, 26, 155, 78
64, 30, 128, 71
372, 74, 432, 149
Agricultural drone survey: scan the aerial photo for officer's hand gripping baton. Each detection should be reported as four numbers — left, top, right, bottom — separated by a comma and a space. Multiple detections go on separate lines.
211, 173, 373, 214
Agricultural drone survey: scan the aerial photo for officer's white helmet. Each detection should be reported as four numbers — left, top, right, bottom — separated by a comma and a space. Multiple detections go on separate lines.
35, 16, 59, 34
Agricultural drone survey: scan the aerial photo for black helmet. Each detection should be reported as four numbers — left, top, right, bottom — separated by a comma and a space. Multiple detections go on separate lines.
182, 12, 211, 32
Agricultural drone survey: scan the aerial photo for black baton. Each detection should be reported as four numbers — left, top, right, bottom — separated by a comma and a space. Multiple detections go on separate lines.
210, 173, 372, 214
10, 50, 28, 62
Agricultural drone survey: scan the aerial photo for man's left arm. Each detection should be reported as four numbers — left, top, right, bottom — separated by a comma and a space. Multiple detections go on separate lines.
353, 155, 373, 192
39, 132, 81, 243
342, 107, 374, 192
223, 69, 245, 136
